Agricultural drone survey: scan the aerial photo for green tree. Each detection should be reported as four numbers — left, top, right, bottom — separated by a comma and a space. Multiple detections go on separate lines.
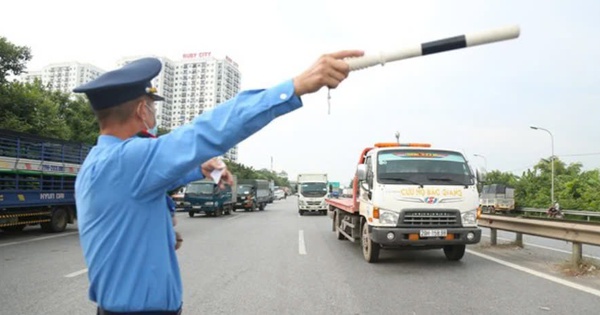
52, 92, 99, 144
484, 157, 600, 211
0, 36, 32, 84
0, 81, 70, 138
224, 160, 257, 181
483, 170, 519, 187
222, 160, 291, 189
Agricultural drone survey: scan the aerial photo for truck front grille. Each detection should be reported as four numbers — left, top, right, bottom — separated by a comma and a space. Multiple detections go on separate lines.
400, 209, 460, 226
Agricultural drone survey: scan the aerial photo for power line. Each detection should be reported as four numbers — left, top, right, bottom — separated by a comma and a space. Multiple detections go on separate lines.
557, 152, 600, 157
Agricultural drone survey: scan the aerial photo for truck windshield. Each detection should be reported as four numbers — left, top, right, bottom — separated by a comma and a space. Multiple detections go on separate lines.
377, 150, 473, 186
186, 182, 214, 195
238, 185, 253, 194
299, 183, 328, 197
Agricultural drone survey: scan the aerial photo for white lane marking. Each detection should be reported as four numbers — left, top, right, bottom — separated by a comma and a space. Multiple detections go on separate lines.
0, 231, 78, 248
65, 268, 88, 278
481, 234, 600, 260
298, 230, 307, 255
467, 249, 600, 298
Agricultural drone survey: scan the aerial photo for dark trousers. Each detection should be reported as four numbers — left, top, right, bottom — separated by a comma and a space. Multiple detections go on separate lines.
97, 307, 182, 315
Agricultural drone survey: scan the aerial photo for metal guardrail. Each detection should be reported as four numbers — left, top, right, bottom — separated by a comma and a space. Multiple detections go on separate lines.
518, 207, 600, 221
478, 214, 600, 266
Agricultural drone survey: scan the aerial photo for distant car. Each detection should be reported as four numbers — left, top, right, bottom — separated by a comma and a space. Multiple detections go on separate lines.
274, 189, 286, 200
170, 188, 188, 210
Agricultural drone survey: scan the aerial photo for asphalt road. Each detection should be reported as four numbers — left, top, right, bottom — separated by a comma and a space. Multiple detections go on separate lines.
1, 197, 600, 314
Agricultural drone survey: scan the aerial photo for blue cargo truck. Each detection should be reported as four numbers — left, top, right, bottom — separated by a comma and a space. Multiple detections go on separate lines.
185, 175, 237, 217
0, 129, 91, 233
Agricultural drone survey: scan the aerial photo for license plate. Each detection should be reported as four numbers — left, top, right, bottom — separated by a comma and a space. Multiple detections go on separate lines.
192, 205, 202, 209
420, 229, 447, 237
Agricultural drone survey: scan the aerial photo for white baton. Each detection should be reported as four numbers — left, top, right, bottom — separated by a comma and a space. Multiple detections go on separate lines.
344, 25, 521, 71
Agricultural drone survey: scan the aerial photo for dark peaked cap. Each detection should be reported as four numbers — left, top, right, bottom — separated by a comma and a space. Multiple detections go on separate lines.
73, 57, 165, 110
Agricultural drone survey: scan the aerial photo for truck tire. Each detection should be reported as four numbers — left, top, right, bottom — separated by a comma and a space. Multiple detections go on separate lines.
443, 245, 466, 261
361, 220, 380, 263
188, 211, 195, 217
41, 207, 68, 233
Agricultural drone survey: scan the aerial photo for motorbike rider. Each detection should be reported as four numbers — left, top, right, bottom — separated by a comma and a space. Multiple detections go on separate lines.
547, 201, 562, 218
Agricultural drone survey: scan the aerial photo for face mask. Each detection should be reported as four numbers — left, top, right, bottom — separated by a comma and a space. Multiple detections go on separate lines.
142, 103, 158, 136
148, 125, 158, 136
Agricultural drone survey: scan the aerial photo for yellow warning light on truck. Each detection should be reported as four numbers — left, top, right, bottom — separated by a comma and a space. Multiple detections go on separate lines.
374, 142, 431, 148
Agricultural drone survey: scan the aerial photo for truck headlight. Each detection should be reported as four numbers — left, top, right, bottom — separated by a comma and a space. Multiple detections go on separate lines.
461, 209, 478, 227
379, 210, 399, 226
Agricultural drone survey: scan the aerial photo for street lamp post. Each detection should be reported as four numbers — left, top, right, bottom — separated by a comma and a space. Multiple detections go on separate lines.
473, 154, 488, 170
530, 126, 555, 204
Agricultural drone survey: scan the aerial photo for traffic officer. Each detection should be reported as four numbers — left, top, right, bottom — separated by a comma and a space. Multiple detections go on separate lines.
73, 49, 363, 314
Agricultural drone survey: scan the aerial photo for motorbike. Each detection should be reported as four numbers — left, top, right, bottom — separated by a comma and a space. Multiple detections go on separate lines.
546, 206, 564, 219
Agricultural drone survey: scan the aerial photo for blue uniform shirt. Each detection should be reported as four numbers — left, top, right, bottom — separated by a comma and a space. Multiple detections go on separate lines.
166, 195, 176, 216
75, 79, 302, 312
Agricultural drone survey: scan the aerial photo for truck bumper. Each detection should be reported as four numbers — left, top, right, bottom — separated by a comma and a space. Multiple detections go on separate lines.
299, 206, 327, 212
188, 205, 215, 213
369, 226, 481, 246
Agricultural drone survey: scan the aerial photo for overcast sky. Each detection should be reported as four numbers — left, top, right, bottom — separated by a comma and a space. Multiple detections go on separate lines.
2, 0, 599, 185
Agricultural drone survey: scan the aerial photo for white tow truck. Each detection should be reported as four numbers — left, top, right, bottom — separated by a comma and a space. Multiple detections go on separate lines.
326, 142, 485, 263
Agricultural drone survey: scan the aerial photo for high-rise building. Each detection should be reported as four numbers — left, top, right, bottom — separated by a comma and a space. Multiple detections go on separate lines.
169, 52, 241, 162
21, 62, 105, 95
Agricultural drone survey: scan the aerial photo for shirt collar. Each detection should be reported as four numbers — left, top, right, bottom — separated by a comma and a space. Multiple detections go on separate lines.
97, 134, 126, 146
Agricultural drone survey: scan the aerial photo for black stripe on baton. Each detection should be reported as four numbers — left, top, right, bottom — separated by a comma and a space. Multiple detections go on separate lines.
421, 35, 467, 56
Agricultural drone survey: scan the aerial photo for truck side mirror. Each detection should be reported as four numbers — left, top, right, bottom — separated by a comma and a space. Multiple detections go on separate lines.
356, 164, 367, 181
476, 168, 487, 183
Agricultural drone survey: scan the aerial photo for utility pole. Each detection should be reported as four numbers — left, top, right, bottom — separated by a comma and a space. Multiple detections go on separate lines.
530, 126, 555, 204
